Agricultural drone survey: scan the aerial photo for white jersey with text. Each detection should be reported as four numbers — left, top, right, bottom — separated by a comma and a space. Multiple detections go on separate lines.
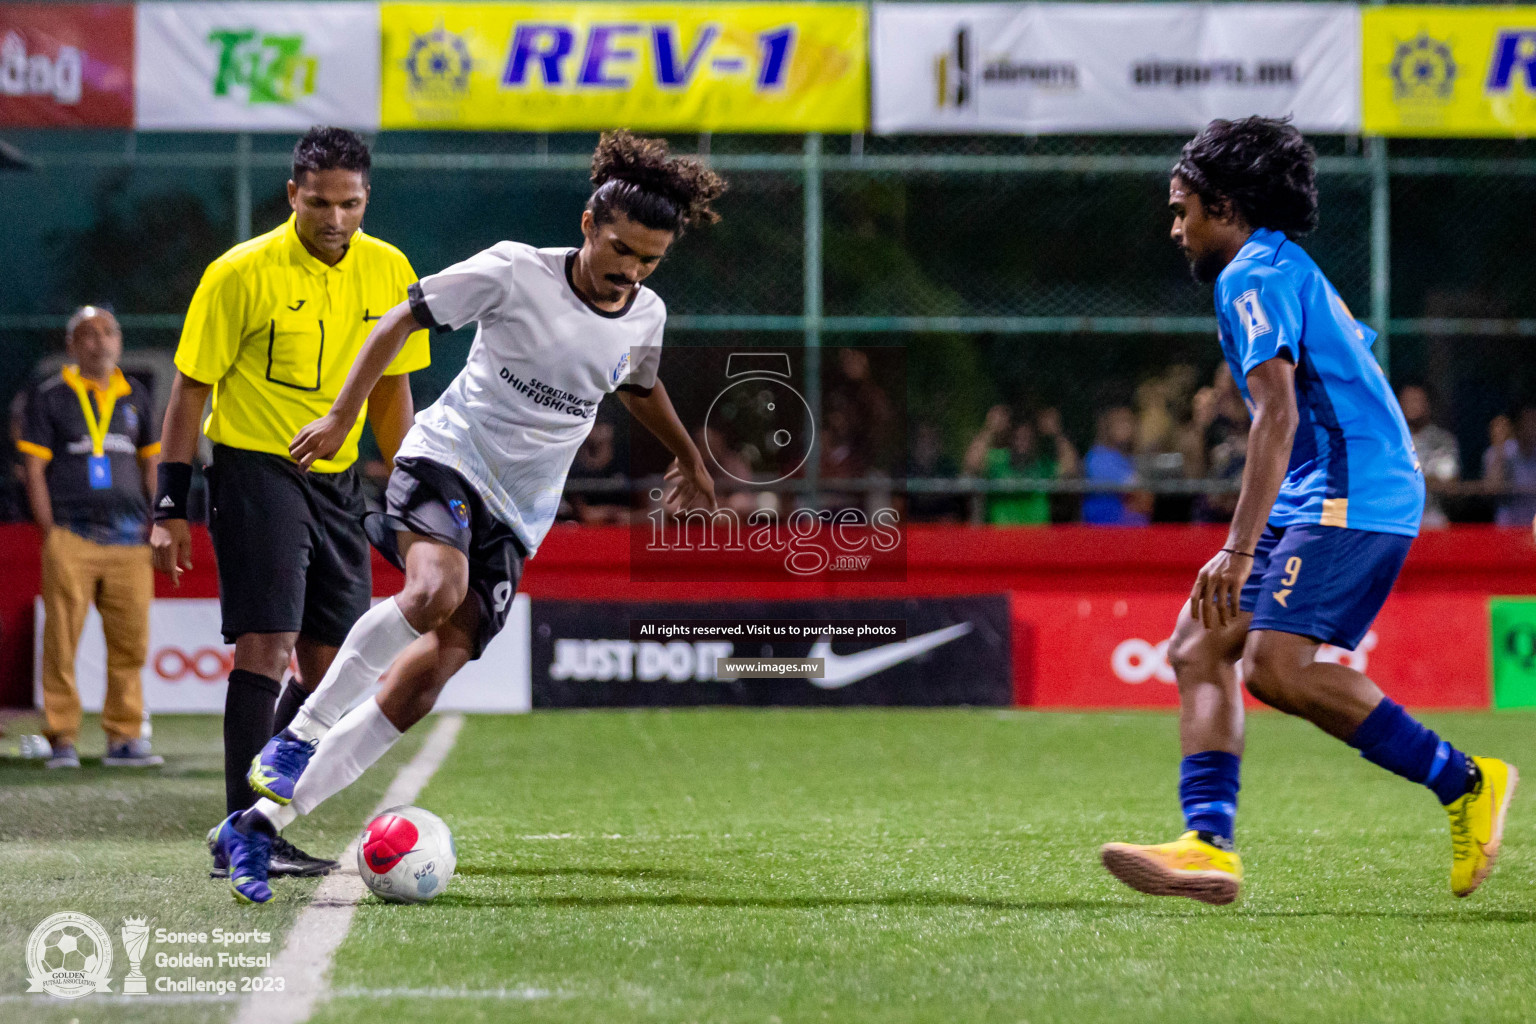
399, 242, 663, 554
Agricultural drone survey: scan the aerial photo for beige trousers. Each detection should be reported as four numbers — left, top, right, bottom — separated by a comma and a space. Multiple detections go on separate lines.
40, 527, 152, 747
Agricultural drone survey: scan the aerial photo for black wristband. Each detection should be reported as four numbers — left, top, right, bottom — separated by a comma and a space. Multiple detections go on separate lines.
154, 462, 193, 521
1220, 547, 1254, 558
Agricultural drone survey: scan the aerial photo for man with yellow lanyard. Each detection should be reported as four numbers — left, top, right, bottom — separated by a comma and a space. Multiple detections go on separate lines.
151, 127, 428, 879
18, 306, 162, 770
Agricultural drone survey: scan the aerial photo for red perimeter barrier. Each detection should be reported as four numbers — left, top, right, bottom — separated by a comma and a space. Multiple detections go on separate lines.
2, 523, 1532, 708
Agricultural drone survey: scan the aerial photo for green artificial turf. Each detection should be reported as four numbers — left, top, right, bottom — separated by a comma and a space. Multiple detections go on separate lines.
316, 709, 1536, 1024
0, 713, 423, 1024
4, 709, 1536, 1023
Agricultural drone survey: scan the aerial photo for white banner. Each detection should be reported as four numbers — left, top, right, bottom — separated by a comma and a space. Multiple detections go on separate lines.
135, 2, 380, 130
34, 596, 531, 714
872, 3, 1361, 134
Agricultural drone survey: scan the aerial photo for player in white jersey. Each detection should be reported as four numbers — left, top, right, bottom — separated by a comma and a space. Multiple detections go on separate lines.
210, 132, 727, 903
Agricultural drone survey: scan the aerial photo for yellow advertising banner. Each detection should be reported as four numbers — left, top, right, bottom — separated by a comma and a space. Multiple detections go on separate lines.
380, 3, 866, 131
1364, 6, 1536, 135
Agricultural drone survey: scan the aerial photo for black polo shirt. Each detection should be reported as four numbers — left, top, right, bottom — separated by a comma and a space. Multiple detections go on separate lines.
18, 366, 160, 545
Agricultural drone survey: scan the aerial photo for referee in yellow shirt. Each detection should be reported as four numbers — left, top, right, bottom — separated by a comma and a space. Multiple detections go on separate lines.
151, 127, 429, 878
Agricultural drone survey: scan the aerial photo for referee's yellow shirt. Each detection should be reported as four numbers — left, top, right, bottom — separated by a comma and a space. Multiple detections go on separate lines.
174, 214, 430, 473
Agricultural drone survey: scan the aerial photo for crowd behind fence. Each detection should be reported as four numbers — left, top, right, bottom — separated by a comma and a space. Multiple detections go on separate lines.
3, 130, 1536, 528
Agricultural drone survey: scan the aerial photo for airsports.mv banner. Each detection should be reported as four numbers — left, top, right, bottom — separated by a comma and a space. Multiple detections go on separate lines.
379, 3, 867, 131
1363, 6, 1536, 136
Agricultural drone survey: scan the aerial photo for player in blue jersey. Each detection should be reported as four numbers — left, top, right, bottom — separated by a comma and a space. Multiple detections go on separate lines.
1100, 117, 1517, 905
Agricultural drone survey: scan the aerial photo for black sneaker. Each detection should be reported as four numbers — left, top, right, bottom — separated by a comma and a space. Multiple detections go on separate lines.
269, 835, 338, 877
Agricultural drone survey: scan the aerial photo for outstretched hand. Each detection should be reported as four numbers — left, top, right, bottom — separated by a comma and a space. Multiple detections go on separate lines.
664, 456, 717, 512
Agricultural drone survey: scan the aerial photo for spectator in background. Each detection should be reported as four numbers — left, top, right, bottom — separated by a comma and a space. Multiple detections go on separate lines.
16, 306, 163, 769
1083, 405, 1152, 526
1181, 363, 1249, 523
1485, 406, 1536, 527
963, 405, 1079, 525
905, 420, 964, 522
562, 420, 630, 524
1398, 384, 1460, 529
824, 348, 897, 473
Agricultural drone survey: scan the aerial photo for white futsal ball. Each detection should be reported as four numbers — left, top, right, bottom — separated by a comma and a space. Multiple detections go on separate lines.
357, 805, 456, 904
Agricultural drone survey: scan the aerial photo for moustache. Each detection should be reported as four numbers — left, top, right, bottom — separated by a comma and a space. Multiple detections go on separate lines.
605, 275, 635, 287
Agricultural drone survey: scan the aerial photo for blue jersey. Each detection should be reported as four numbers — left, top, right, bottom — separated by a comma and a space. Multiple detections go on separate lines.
1214, 228, 1423, 537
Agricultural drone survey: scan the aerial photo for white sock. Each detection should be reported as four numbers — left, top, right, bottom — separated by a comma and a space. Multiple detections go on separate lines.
252, 796, 297, 832
289, 597, 419, 741
289, 698, 404, 817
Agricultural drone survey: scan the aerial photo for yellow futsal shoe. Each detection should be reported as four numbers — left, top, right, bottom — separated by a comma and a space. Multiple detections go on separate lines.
1446, 756, 1518, 898
1100, 830, 1242, 906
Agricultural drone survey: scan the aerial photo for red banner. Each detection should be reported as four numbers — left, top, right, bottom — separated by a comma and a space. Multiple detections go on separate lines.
0, 4, 133, 127
1016, 592, 1490, 710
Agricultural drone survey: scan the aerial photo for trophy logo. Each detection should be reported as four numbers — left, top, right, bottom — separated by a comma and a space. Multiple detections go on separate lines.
120, 916, 149, 995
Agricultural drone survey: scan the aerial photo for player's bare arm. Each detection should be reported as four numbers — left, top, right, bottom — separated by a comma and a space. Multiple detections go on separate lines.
364, 372, 416, 467
617, 380, 717, 510
1191, 356, 1297, 628
290, 301, 423, 470
150, 370, 213, 585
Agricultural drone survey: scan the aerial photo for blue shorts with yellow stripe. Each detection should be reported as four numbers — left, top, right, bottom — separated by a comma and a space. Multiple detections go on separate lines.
1239, 524, 1413, 651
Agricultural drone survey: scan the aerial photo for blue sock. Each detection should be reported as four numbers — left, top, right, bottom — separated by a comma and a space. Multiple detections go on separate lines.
1180, 751, 1241, 840
1348, 698, 1472, 805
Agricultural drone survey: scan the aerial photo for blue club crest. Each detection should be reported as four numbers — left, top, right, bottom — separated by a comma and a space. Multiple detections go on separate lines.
448, 499, 470, 529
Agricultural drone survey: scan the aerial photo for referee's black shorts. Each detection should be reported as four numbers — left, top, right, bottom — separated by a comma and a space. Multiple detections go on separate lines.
207, 443, 372, 646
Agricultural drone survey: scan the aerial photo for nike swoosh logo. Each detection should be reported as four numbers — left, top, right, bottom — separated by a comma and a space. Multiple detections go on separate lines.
363, 310, 382, 321
1273, 588, 1291, 607
808, 622, 974, 690
367, 847, 412, 873
287, 300, 306, 311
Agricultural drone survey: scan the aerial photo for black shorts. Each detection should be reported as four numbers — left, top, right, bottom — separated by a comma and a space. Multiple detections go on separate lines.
207, 444, 372, 646
364, 457, 527, 659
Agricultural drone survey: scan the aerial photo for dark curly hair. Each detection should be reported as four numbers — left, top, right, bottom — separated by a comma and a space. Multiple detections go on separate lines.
588, 130, 726, 235
1172, 116, 1318, 238
292, 126, 371, 184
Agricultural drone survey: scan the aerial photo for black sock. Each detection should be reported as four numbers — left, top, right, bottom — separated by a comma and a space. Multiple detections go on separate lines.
224, 669, 281, 816
234, 808, 277, 837
272, 677, 311, 738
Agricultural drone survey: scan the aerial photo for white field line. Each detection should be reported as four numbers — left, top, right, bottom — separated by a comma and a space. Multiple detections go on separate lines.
231, 712, 465, 1024
0, 986, 554, 1006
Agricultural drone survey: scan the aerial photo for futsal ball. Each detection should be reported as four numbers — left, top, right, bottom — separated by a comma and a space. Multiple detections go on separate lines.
357, 805, 456, 904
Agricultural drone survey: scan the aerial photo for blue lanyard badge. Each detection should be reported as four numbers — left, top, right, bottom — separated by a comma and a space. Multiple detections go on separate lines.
88, 454, 113, 489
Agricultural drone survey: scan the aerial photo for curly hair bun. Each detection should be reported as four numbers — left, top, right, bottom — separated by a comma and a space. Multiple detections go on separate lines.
590, 130, 727, 232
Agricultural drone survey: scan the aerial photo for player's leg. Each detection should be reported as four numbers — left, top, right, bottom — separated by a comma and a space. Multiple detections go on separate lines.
206, 447, 315, 818
1240, 525, 1517, 897
1101, 601, 1250, 905
220, 594, 477, 904
247, 529, 463, 814
271, 638, 335, 737
268, 531, 459, 749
